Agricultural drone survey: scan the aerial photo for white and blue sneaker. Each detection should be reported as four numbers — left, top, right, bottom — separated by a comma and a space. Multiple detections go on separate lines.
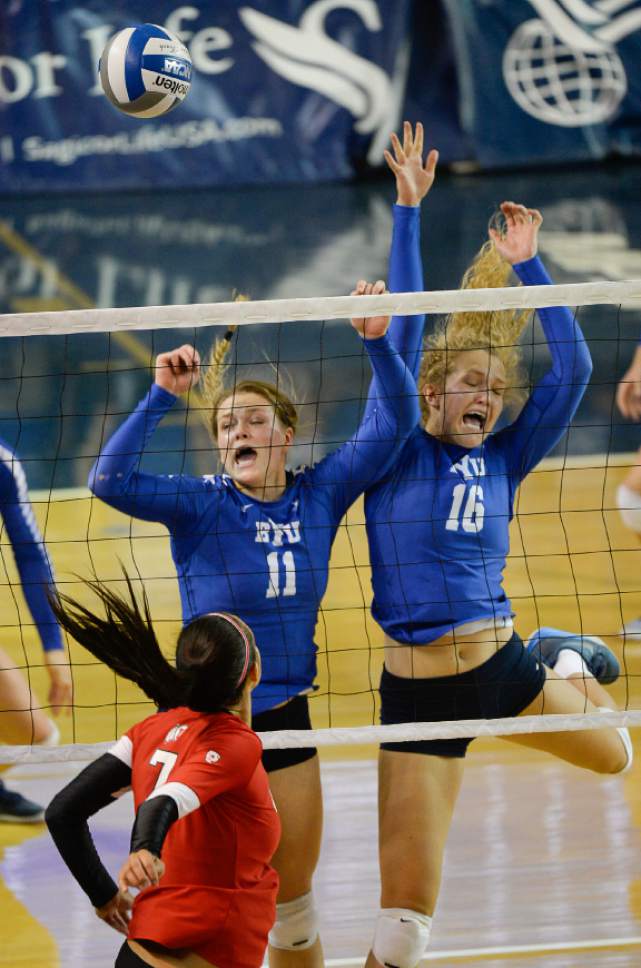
525, 627, 620, 685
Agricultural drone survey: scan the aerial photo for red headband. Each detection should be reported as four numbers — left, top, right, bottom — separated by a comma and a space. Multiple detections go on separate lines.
207, 612, 252, 687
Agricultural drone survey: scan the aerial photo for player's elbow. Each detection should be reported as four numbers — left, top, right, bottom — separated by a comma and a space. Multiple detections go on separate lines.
44, 792, 67, 835
88, 459, 119, 498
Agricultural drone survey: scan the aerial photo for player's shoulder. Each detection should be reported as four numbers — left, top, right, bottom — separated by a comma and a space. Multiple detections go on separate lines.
483, 428, 515, 463
129, 707, 194, 744
199, 713, 262, 755
406, 425, 432, 455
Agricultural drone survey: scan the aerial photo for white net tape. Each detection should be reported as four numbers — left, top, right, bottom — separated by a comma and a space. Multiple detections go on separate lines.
1, 279, 641, 336
1, 279, 640, 765
2, 711, 640, 765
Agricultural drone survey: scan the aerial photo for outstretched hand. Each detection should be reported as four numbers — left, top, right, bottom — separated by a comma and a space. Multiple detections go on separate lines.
384, 121, 438, 208
489, 201, 543, 265
350, 279, 390, 340
154, 344, 201, 396
119, 849, 165, 893
95, 888, 133, 935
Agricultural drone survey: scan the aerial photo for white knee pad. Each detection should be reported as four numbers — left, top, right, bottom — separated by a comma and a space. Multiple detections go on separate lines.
372, 908, 432, 968
598, 708, 634, 774
37, 721, 60, 747
268, 892, 319, 951
617, 484, 641, 534
617, 727, 634, 774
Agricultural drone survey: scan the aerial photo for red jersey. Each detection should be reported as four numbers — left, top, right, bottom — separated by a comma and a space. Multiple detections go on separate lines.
109, 707, 280, 968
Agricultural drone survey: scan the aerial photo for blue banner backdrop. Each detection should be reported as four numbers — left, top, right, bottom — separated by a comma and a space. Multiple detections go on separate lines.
0, 0, 412, 193
439, 0, 641, 169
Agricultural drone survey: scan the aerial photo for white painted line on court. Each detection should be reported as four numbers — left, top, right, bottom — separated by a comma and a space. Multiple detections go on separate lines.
318, 935, 641, 965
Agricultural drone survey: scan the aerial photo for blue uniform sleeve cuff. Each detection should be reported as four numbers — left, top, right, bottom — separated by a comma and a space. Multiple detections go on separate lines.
512, 255, 552, 286
148, 383, 178, 407
362, 331, 393, 352
393, 203, 420, 217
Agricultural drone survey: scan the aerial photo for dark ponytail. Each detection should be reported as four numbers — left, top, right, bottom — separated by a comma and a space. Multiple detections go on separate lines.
50, 571, 256, 713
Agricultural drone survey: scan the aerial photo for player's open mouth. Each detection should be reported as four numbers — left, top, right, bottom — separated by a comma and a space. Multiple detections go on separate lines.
235, 447, 257, 466
462, 412, 486, 431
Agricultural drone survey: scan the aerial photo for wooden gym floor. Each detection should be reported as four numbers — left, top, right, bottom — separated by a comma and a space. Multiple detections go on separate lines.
1, 456, 641, 965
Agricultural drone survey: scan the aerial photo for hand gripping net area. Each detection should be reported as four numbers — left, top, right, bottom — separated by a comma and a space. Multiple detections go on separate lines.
1, 281, 641, 765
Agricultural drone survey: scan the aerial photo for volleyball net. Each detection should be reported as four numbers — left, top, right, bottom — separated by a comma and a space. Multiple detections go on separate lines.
2, 279, 641, 764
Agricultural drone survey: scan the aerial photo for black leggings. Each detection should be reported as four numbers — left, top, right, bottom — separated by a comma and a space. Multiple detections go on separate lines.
115, 942, 152, 967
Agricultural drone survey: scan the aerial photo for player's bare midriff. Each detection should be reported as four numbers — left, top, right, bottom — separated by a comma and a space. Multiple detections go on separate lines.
384, 621, 514, 679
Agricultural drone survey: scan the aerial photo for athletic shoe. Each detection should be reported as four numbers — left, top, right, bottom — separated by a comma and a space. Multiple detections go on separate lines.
0, 787, 45, 823
525, 627, 620, 685
619, 617, 641, 640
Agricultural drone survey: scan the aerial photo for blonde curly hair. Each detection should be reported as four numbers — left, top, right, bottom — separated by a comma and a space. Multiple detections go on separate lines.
418, 239, 531, 424
200, 297, 298, 443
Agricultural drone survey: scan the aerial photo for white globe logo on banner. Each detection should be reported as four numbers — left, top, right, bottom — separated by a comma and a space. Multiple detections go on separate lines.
503, 0, 641, 128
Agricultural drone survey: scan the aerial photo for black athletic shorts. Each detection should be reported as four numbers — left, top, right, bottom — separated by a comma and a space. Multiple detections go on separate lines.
252, 694, 317, 773
115, 942, 156, 967
379, 632, 546, 758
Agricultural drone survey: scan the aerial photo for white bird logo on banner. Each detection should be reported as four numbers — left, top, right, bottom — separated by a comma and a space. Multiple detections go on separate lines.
239, 1, 396, 159
503, 0, 641, 126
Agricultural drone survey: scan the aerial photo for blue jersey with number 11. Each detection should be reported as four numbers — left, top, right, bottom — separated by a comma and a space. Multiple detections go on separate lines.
89, 332, 418, 713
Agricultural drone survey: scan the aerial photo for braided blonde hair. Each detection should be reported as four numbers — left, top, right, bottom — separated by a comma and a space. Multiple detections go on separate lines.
200, 296, 298, 443
418, 239, 531, 424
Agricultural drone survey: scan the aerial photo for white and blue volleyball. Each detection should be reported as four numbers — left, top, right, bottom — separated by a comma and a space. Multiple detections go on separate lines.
99, 24, 192, 119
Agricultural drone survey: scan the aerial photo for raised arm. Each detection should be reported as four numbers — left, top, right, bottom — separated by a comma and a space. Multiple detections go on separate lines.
312, 281, 420, 513
0, 446, 72, 712
46, 752, 134, 933
88, 345, 203, 527
491, 203, 593, 480
363, 122, 437, 423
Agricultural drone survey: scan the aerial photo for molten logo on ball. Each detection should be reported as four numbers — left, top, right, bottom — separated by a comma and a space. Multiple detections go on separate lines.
99, 23, 193, 119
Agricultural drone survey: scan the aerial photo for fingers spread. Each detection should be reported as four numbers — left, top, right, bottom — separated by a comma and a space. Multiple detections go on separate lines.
424, 148, 439, 176
383, 149, 400, 174
390, 131, 406, 165
414, 121, 424, 157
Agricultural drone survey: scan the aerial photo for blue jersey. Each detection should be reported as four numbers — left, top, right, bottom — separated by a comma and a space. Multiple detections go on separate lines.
0, 440, 63, 652
89, 333, 418, 713
364, 206, 593, 644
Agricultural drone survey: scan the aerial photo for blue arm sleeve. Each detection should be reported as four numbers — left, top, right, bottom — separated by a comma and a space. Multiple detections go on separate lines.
0, 449, 63, 652
498, 256, 593, 481
88, 384, 202, 528
363, 205, 424, 425
311, 331, 419, 515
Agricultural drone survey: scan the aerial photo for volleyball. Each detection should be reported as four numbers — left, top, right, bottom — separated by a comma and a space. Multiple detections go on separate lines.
99, 23, 192, 119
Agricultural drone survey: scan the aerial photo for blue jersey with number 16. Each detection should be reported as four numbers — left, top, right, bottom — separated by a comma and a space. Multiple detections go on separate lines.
364, 206, 593, 645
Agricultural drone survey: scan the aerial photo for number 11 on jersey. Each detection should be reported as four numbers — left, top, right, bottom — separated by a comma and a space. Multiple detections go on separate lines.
266, 550, 297, 598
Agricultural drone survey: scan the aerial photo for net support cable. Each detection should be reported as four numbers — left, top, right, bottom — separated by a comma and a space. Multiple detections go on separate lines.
2, 711, 640, 764
2, 279, 641, 337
